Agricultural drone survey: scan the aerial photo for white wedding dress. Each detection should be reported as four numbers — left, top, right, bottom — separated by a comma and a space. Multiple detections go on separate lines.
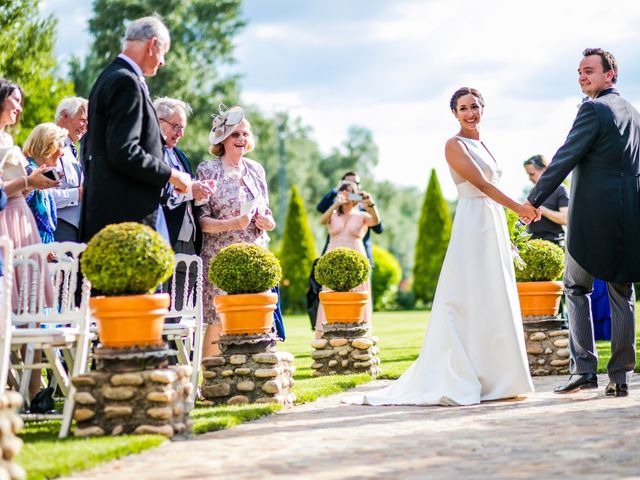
345, 136, 534, 406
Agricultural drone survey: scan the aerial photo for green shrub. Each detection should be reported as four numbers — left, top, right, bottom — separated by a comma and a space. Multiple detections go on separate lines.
413, 169, 452, 304
81, 222, 174, 295
315, 247, 370, 292
515, 239, 564, 282
209, 243, 282, 294
278, 185, 318, 313
372, 245, 402, 310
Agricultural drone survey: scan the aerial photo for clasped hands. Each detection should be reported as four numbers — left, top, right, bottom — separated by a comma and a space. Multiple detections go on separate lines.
169, 169, 216, 202
518, 200, 542, 225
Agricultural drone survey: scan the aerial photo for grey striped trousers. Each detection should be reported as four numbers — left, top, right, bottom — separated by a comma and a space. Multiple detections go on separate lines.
564, 251, 636, 383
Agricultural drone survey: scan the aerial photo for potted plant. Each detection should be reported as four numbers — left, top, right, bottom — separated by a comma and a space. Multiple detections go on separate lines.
515, 239, 565, 317
314, 247, 371, 324
81, 222, 174, 348
208, 243, 282, 335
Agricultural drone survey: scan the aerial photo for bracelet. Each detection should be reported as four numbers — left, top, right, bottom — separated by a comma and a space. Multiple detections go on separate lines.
23, 176, 28, 189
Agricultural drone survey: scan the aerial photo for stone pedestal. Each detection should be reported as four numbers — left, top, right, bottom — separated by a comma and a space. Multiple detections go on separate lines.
0, 392, 25, 480
72, 346, 193, 438
311, 323, 381, 376
523, 316, 570, 376
200, 334, 296, 406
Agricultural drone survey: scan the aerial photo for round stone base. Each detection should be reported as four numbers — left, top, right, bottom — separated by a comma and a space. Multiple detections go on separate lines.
523, 316, 570, 376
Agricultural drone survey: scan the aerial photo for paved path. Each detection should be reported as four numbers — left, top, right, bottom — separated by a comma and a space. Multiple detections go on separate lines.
65, 374, 640, 479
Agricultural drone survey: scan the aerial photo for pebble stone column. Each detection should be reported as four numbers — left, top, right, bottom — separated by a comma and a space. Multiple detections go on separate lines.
0, 391, 25, 480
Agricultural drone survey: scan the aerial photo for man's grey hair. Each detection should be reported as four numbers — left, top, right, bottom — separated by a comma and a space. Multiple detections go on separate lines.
124, 15, 170, 49
55, 96, 88, 122
153, 97, 192, 120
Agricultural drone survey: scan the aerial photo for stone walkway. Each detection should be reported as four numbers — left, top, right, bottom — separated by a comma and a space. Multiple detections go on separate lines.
65, 374, 640, 479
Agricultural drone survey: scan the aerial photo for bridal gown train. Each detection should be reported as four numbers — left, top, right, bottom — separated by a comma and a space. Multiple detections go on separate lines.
345, 136, 534, 406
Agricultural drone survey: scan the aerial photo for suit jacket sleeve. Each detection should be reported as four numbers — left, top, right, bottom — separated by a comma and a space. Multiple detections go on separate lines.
104, 74, 171, 187
527, 102, 599, 207
317, 189, 337, 213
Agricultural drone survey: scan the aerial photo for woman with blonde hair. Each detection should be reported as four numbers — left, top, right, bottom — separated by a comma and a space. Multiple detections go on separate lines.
196, 105, 277, 357
23, 123, 68, 243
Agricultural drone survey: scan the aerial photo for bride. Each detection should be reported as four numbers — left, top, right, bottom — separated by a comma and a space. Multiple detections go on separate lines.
345, 87, 536, 406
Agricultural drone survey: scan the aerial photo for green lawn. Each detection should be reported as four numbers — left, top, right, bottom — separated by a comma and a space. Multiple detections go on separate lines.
16, 309, 639, 479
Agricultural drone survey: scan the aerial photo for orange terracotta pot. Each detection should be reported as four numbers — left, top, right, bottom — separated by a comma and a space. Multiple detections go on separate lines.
517, 281, 564, 317
90, 293, 170, 348
214, 291, 277, 335
319, 291, 369, 324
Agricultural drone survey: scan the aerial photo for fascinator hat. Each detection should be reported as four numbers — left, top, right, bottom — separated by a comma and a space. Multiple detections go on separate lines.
208, 104, 245, 145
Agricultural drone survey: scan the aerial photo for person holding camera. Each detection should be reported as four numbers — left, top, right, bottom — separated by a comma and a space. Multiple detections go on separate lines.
315, 181, 380, 338
316, 171, 384, 267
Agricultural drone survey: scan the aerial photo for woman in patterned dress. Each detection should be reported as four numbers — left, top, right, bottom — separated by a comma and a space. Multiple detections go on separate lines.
197, 106, 276, 356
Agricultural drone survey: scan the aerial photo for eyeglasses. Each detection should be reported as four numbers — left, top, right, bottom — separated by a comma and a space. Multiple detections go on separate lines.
160, 118, 185, 132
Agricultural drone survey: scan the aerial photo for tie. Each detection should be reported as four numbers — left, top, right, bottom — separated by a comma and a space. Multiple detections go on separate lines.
69, 143, 78, 159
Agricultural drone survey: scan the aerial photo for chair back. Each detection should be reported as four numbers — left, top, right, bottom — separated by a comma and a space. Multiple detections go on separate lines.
12, 242, 87, 326
0, 236, 14, 391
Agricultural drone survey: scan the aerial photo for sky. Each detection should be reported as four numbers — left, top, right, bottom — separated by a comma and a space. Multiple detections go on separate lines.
41, 0, 640, 200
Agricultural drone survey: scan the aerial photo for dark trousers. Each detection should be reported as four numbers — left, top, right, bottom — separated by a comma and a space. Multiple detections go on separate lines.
54, 218, 80, 243
564, 251, 636, 383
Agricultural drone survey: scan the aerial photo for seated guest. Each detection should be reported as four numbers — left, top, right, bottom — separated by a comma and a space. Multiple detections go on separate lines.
51, 97, 88, 242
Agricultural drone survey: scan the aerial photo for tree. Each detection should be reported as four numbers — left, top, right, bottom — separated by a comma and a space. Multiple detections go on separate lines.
71, 0, 245, 164
413, 169, 452, 305
278, 185, 318, 313
0, 0, 74, 144
372, 245, 402, 311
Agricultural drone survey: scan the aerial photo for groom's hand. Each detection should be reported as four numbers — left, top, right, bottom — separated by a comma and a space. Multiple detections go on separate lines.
523, 200, 542, 222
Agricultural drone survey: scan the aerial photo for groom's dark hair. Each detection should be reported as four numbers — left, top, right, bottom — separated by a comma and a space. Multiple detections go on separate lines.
583, 48, 618, 84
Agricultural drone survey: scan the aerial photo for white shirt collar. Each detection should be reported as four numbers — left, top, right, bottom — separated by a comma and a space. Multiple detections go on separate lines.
117, 53, 144, 78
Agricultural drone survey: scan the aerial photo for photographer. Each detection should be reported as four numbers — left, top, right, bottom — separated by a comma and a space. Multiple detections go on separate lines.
316, 171, 384, 267
315, 181, 380, 337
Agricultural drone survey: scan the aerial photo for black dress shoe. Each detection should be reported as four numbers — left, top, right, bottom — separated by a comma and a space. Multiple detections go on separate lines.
553, 373, 598, 394
605, 382, 629, 397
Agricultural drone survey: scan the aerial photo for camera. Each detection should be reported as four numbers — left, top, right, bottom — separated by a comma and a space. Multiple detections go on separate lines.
347, 193, 363, 201
43, 168, 61, 181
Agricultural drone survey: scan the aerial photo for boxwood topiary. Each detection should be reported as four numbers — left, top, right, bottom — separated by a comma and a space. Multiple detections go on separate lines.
315, 247, 370, 292
209, 243, 282, 294
81, 222, 175, 295
515, 239, 564, 282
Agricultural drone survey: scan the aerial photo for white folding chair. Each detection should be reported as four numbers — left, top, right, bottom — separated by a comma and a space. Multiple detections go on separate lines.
10, 241, 91, 438
0, 236, 14, 393
162, 253, 204, 408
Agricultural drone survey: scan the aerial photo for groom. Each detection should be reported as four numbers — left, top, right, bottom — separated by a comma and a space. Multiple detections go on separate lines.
528, 48, 640, 397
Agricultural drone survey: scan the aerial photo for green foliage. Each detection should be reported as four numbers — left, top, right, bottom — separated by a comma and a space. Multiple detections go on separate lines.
208, 243, 282, 294
0, 0, 74, 144
372, 245, 402, 311
515, 239, 565, 282
72, 0, 245, 165
505, 209, 533, 271
315, 247, 370, 292
413, 169, 452, 304
278, 185, 318, 313
81, 222, 174, 295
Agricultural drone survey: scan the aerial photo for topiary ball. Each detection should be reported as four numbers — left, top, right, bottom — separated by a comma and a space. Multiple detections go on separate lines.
515, 239, 564, 282
315, 247, 370, 292
209, 243, 282, 294
81, 222, 175, 295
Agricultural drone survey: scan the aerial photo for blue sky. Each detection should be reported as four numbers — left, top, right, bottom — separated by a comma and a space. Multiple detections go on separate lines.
42, 0, 640, 199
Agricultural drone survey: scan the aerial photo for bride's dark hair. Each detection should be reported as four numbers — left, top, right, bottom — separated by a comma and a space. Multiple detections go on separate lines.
450, 87, 485, 111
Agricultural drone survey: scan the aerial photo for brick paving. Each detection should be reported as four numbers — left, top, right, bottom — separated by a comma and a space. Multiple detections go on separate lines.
64, 374, 640, 479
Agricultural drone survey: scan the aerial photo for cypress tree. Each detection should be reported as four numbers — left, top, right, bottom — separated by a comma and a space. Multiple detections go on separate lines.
413, 169, 452, 305
278, 185, 318, 313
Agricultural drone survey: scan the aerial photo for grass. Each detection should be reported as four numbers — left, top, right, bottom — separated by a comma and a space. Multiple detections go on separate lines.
16, 308, 639, 479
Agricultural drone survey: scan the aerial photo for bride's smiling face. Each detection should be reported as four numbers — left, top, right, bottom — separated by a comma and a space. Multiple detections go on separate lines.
453, 94, 483, 129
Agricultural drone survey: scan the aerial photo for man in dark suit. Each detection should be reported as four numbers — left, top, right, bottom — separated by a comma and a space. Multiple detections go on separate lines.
154, 97, 214, 318
80, 16, 193, 242
527, 48, 640, 397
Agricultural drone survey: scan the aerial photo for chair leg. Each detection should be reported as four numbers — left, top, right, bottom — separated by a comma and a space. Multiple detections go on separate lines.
42, 347, 69, 397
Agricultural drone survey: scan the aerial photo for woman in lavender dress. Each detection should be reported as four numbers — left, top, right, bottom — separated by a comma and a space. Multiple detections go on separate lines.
197, 106, 276, 357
